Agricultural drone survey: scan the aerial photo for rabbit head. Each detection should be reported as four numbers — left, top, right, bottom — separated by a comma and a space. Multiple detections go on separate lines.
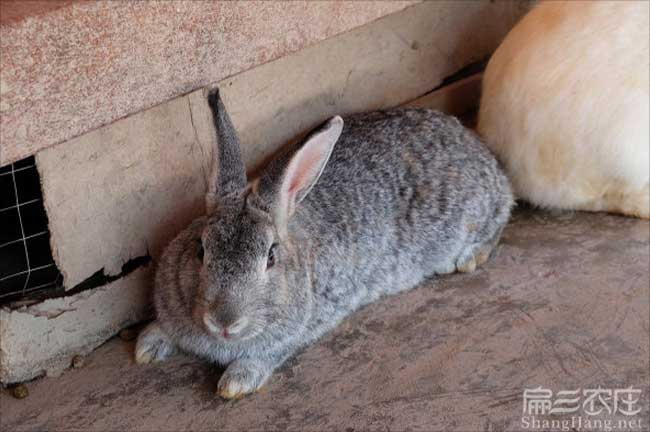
193, 89, 344, 343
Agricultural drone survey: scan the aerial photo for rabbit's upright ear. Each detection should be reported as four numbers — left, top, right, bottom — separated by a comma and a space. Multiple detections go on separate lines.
258, 116, 343, 225
206, 88, 248, 212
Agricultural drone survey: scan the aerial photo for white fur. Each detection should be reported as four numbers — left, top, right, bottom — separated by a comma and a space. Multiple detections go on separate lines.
478, 1, 649, 218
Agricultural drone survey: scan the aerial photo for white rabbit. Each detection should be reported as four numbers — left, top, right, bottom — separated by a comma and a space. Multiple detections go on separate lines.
478, 1, 649, 218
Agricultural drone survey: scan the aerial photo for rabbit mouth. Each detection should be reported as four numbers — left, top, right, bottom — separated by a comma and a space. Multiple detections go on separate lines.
201, 313, 262, 343
208, 327, 260, 343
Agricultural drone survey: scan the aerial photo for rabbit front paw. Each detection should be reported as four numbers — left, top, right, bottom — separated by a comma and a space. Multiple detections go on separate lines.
135, 321, 176, 364
217, 359, 273, 400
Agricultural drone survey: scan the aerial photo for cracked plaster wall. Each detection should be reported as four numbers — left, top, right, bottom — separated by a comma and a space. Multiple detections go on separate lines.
0, 269, 151, 383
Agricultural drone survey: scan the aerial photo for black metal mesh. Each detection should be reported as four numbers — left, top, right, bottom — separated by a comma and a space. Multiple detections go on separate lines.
0, 156, 64, 304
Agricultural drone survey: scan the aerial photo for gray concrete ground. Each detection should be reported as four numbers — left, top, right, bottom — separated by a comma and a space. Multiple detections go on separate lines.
1, 207, 649, 431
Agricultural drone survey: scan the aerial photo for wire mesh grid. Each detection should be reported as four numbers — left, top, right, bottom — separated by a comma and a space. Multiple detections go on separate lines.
0, 156, 64, 304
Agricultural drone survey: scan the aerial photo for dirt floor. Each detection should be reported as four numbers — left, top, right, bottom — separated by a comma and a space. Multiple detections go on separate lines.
1, 207, 649, 431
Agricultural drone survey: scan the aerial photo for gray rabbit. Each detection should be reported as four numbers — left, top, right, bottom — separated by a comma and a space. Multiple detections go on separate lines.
135, 89, 513, 399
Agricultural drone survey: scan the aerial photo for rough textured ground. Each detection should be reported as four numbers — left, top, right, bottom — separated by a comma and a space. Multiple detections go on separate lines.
1, 207, 649, 431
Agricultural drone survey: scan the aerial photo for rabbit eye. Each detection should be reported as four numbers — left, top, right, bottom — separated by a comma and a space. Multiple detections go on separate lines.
197, 240, 204, 261
267, 243, 278, 269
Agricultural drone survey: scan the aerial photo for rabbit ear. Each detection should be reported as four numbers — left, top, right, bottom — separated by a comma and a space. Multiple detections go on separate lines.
259, 116, 343, 224
206, 88, 247, 212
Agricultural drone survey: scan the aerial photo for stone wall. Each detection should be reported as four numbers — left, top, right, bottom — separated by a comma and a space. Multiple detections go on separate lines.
0, 0, 419, 165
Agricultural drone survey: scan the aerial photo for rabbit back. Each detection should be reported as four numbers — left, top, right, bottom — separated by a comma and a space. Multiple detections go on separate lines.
294, 108, 513, 329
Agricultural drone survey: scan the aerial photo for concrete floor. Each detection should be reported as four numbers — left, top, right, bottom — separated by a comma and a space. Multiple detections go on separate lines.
2, 207, 649, 431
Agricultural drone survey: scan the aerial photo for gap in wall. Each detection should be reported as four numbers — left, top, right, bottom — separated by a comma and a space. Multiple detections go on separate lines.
0, 156, 64, 306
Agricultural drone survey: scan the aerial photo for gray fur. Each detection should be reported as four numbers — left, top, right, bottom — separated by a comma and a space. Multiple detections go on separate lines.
205, 89, 247, 211
136, 91, 514, 399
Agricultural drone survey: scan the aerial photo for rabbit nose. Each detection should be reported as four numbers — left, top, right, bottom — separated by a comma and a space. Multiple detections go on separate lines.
202, 313, 248, 338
